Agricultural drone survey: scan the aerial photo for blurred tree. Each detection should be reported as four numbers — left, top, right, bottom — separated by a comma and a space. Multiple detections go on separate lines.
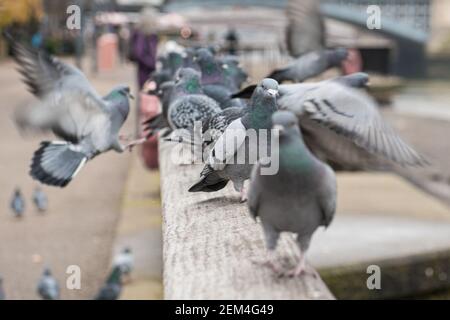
0, 0, 43, 29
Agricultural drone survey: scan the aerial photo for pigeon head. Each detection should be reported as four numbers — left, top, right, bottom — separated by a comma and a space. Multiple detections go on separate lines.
329, 47, 349, 65
271, 110, 300, 138
107, 85, 133, 120
167, 51, 183, 73
123, 247, 132, 254
43, 267, 52, 276
194, 48, 223, 83
174, 68, 202, 94
111, 85, 134, 100
254, 78, 279, 102
221, 57, 248, 89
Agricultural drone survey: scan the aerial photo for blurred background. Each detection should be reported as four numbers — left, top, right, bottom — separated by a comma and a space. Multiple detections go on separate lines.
0, 0, 449, 300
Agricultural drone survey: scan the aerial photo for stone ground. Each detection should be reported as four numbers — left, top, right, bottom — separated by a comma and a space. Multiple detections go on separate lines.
0, 59, 140, 299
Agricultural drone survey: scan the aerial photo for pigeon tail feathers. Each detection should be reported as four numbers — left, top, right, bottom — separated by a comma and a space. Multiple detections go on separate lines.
30, 141, 88, 187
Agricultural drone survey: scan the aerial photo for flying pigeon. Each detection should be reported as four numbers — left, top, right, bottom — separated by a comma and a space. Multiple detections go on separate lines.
194, 48, 245, 109
6, 34, 141, 187
232, 77, 426, 170
144, 68, 221, 138
267, 48, 348, 83
276, 81, 427, 169
113, 247, 134, 281
248, 110, 336, 277
37, 267, 60, 300
189, 78, 279, 200
32, 186, 48, 213
95, 266, 122, 300
10, 188, 25, 218
0, 276, 5, 300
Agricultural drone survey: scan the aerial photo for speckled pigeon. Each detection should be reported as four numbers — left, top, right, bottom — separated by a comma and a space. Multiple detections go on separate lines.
7, 34, 140, 187
95, 266, 122, 300
144, 68, 221, 138
248, 110, 336, 277
267, 48, 348, 83
37, 268, 60, 300
10, 188, 25, 218
189, 78, 279, 200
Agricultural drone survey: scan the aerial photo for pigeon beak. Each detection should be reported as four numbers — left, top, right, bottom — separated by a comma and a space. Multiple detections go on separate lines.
128, 92, 135, 100
267, 89, 278, 97
272, 124, 285, 134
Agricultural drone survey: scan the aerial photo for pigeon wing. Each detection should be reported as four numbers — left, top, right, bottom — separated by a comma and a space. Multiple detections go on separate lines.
280, 82, 427, 166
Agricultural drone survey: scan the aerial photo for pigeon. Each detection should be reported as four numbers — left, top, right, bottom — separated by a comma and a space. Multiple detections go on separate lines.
231, 72, 369, 100
143, 81, 175, 137
248, 110, 336, 277
6, 34, 141, 187
32, 186, 48, 213
144, 68, 221, 138
37, 267, 60, 300
10, 188, 25, 218
0, 276, 5, 300
95, 266, 122, 300
267, 48, 349, 83
202, 106, 247, 147
232, 77, 426, 170
276, 81, 427, 169
164, 51, 184, 76
218, 55, 248, 90
113, 247, 134, 280
194, 48, 245, 109
189, 78, 279, 200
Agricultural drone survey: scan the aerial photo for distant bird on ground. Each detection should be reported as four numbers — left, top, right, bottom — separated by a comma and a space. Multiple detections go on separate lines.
6, 33, 141, 187
195, 48, 245, 109
267, 48, 349, 83
113, 247, 134, 282
144, 68, 221, 138
232, 77, 426, 170
10, 188, 25, 218
37, 268, 60, 300
32, 186, 48, 213
248, 111, 336, 277
95, 266, 122, 300
189, 78, 279, 200
0, 276, 5, 300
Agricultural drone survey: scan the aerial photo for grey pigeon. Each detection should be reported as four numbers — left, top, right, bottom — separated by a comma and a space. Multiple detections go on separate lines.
189, 78, 279, 200
95, 266, 122, 300
33, 186, 48, 213
267, 48, 348, 83
248, 110, 336, 277
0, 276, 5, 300
218, 55, 248, 90
37, 268, 60, 300
277, 81, 427, 169
113, 247, 134, 278
202, 106, 247, 147
194, 48, 245, 109
145, 68, 221, 138
232, 77, 426, 170
10, 188, 25, 218
7, 35, 140, 187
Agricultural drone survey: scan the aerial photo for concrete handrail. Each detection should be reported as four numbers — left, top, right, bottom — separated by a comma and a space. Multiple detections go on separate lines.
158, 139, 334, 299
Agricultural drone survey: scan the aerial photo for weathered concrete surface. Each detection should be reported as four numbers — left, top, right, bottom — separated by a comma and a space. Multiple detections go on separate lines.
159, 141, 334, 300
113, 152, 163, 300
310, 173, 450, 299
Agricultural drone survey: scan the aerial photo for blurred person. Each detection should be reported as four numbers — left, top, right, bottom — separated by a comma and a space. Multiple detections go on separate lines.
32, 186, 48, 213
224, 27, 239, 55
10, 188, 25, 218
129, 8, 159, 89
118, 25, 130, 64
